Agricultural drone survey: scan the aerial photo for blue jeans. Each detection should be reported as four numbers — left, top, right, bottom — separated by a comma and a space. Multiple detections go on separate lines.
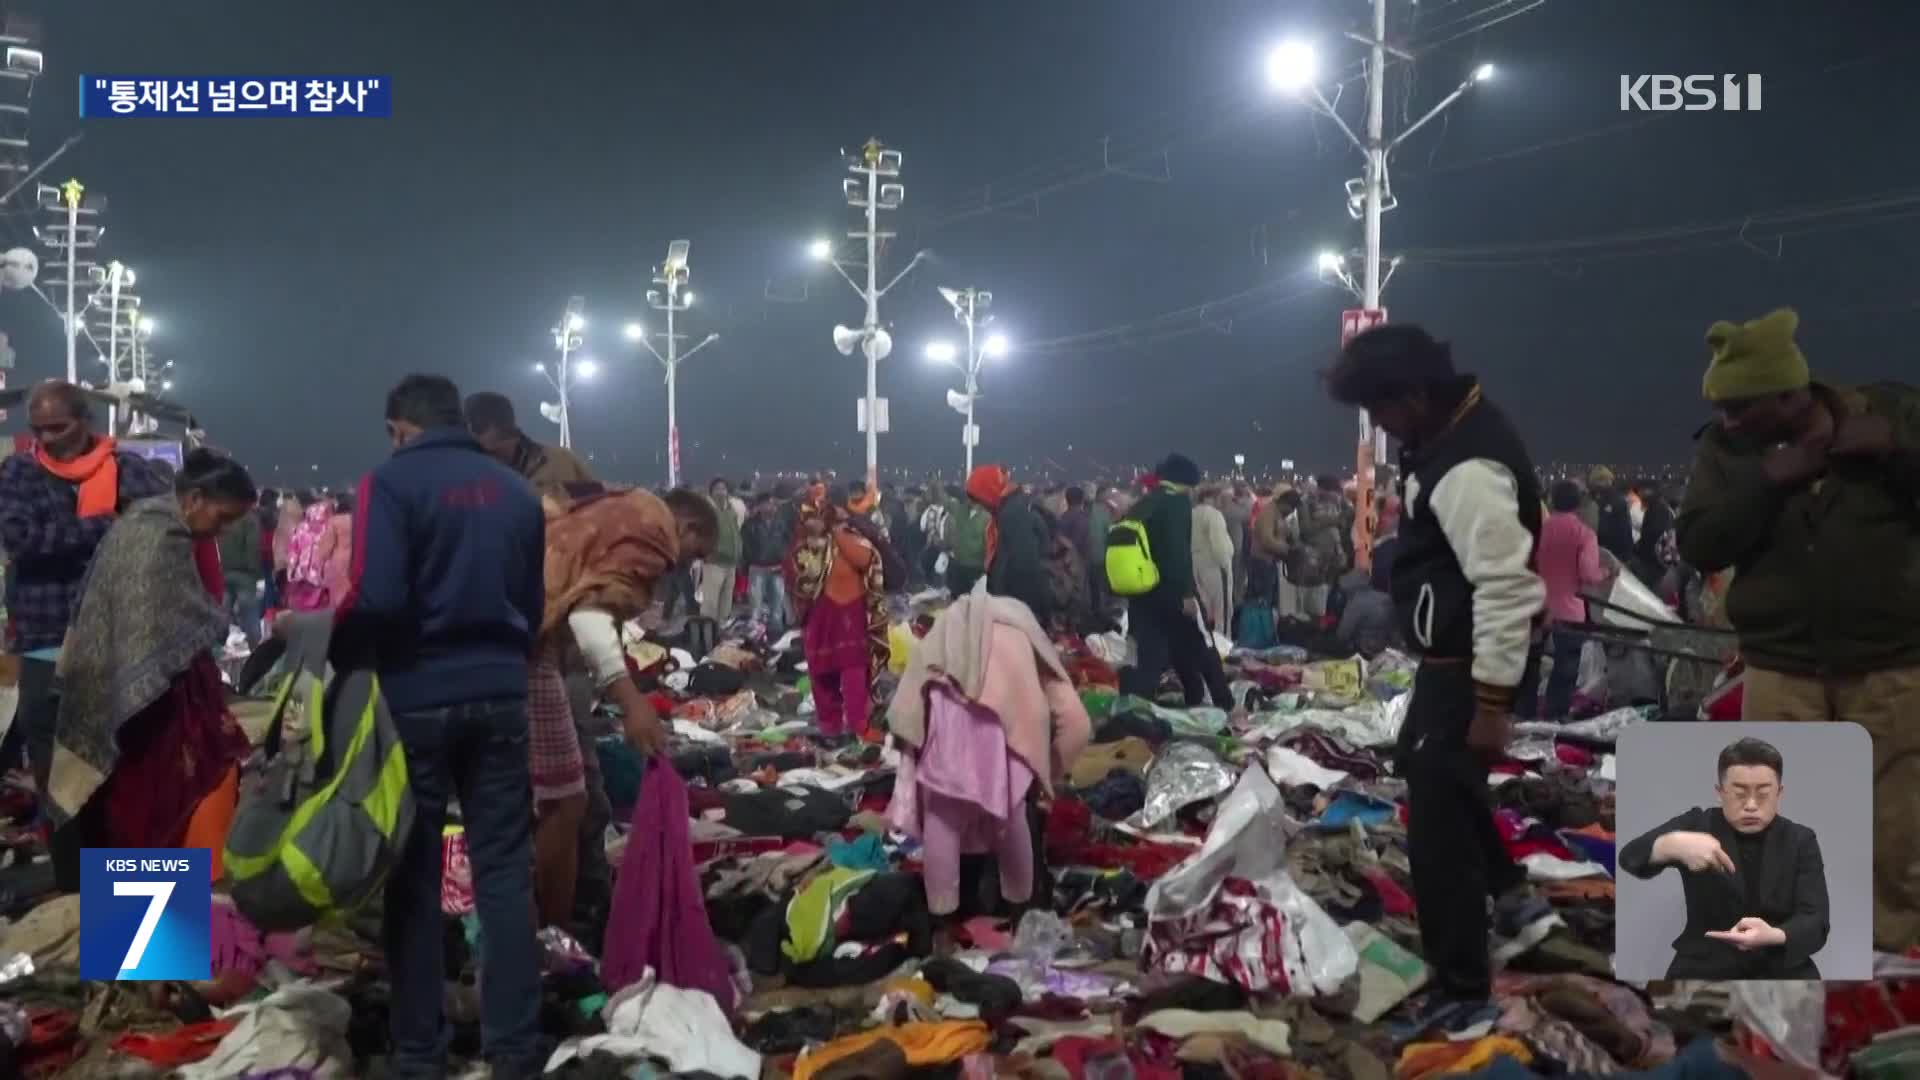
1516, 628, 1585, 720
385, 698, 544, 1078
748, 566, 788, 634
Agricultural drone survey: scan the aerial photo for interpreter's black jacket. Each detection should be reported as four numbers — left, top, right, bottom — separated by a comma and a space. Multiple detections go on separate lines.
1618, 806, 1828, 980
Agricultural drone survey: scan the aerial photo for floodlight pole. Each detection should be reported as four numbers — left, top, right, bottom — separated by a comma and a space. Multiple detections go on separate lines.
963, 297, 978, 476
634, 244, 717, 487
859, 152, 882, 491
62, 182, 78, 383
549, 296, 585, 450
1356, 0, 1388, 574
1295, 0, 1487, 570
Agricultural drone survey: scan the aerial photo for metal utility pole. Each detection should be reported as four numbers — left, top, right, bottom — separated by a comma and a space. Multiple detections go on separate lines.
33, 177, 105, 386
627, 240, 717, 488
817, 139, 929, 492
60, 178, 78, 382
1270, 4, 1495, 569
538, 296, 588, 450
928, 286, 1005, 475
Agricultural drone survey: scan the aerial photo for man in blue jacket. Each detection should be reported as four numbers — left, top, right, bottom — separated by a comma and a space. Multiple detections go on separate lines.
334, 374, 547, 1079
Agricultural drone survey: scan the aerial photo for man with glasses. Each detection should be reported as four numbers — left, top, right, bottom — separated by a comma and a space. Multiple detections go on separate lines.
1676, 307, 1920, 952
0, 381, 166, 803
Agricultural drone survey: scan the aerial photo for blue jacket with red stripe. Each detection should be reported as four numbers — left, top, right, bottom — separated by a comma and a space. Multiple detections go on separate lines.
334, 427, 546, 713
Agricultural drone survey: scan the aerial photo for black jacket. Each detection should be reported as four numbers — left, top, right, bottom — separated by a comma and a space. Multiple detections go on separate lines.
1618, 807, 1828, 979
1391, 383, 1542, 668
741, 514, 789, 568
1593, 490, 1635, 563
987, 491, 1053, 619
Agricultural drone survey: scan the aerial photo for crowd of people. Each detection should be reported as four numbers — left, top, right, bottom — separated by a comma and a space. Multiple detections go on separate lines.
0, 302, 1914, 1076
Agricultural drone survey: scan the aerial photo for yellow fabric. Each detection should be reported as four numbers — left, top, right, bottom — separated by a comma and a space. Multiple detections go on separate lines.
880, 976, 935, 1005
1395, 1035, 1532, 1078
888, 623, 915, 675
1702, 307, 1809, 402
793, 1021, 991, 1080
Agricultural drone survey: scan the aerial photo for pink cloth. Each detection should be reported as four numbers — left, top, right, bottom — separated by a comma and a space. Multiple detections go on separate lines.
890, 686, 1035, 915
601, 757, 737, 1012
972, 623, 1091, 793
1534, 511, 1606, 625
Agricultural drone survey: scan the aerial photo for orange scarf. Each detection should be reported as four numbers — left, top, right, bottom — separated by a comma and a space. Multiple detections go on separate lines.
966, 464, 1014, 567
37, 437, 120, 518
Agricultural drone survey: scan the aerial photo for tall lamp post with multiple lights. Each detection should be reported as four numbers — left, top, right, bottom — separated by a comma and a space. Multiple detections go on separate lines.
811, 138, 929, 491
535, 296, 592, 450
622, 240, 718, 488
1266, 17, 1493, 568
924, 286, 1008, 475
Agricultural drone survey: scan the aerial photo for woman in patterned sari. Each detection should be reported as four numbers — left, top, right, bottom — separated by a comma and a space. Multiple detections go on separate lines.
788, 491, 888, 745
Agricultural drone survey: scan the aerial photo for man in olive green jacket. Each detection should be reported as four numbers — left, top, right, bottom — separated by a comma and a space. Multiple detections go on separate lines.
1675, 306, 1920, 951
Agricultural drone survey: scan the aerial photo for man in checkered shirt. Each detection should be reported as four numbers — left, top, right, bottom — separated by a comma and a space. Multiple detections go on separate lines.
0, 381, 167, 802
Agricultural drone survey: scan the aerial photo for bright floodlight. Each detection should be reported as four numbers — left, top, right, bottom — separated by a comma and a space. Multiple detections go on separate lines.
1474, 62, 1495, 83
925, 341, 958, 364
1265, 40, 1317, 92
137, 315, 156, 334
623, 321, 645, 341
808, 237, 833, 260
565, 313, 586, 332
162, 380, 173, 392
533, 361, 546, 373
681, 291, 695, 307
577, 359, 599, 379
983, 333, 1009, 358
1316, 250, 1343, 273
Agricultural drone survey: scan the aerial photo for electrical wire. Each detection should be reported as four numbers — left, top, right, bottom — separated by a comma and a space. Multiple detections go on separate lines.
1015, 185, 1920, 361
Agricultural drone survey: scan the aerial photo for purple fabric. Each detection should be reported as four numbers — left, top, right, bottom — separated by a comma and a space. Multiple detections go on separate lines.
601, 757, 737, 1012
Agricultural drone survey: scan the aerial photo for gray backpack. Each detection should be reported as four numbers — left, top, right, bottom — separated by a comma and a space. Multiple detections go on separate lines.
223, 614, 415, 931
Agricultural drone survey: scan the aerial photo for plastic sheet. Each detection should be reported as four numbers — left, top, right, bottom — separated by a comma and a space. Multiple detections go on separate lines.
1512, 705, 1653, 745
1247, 700, 1405, 748
1729, 980, 1827, 1072
1128, 741, 1235, 830
539, 925, 597, 976
0, 950, 31, 987
1142, 766, 1357, 997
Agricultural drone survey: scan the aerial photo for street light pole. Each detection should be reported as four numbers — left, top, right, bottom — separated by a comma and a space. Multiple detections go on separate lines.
1269, 6, 1494, 569
61, 179, 78, 383
543, 296, 587, 450
628, 241, 718, 488
928, 286, 1005, 476
816, 139, 926, 493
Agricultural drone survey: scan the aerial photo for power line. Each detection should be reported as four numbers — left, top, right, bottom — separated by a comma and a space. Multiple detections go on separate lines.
1019, 185, 1920, 360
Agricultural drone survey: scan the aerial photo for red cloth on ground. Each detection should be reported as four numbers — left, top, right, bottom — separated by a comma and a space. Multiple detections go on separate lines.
1554, 743, 1595, 768
1051, 1036, 1179, 1080
1045, 798, 1192, 880
111, 1019, 239, 1066
1822, 973, 1920, 1073
1360, 866, 1416, 916
98, 653, 251, 849
602, 757, 738, 1013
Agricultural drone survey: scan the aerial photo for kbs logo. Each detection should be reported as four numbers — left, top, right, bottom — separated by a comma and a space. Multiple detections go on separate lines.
1619, 75, 1762, 112
79, 848, 212, 981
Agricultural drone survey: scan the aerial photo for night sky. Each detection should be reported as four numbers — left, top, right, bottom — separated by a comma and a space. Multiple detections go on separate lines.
0, 0, 1915, 488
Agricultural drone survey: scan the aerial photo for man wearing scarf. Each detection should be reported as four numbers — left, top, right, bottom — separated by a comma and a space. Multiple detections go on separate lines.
0, 381, 167, 802
1117, 454, 1234, 710
967, 464, 1054, 625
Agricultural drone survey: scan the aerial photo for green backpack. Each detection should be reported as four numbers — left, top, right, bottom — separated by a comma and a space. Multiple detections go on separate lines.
224, 614, 414, 932
1105, 519, 1161, 597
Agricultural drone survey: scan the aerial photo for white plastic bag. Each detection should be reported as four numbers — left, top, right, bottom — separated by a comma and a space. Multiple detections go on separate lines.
1144, 766, 1358, 996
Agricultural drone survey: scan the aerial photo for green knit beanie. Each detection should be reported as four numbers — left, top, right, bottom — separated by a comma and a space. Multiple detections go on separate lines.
1702, 308, 1810, 402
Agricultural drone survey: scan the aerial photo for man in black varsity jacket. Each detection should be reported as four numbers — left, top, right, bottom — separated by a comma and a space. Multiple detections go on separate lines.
1326, 324, 1548, 1030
